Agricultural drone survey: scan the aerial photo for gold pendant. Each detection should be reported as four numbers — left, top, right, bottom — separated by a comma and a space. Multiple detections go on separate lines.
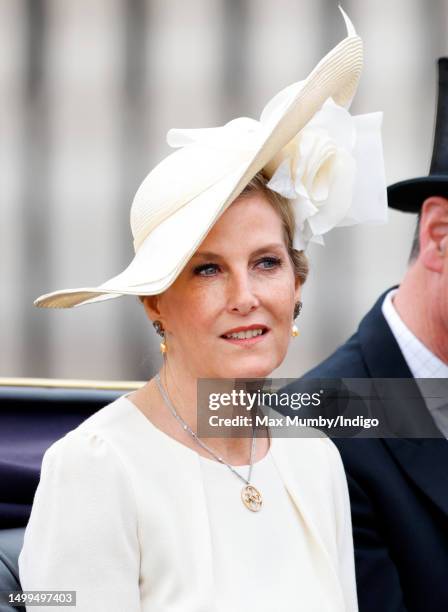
241, 484, 262, 512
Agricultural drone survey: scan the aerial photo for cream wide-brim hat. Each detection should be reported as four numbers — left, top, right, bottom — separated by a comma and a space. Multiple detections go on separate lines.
35, 10, 362, 309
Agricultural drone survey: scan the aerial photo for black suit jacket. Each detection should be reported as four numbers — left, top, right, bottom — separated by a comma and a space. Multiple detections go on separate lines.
305, 290, 448, 612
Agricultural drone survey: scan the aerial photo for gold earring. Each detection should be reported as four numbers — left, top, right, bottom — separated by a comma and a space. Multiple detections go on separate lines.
153, 320, 167, 354
291, 323, 300, 337
160, 337, 167, 354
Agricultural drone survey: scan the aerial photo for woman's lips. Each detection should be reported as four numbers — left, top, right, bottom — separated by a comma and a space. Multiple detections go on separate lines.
221, 329, 269, 346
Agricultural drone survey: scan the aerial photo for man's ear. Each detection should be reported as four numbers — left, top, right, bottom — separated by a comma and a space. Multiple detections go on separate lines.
419, 197, 448, 273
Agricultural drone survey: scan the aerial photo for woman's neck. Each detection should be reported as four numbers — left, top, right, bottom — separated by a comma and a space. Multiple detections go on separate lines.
160, 359, 198, 426
128, 359, 270, 465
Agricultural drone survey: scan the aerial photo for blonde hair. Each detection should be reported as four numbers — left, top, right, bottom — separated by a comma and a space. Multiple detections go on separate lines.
238, 171, 309, 285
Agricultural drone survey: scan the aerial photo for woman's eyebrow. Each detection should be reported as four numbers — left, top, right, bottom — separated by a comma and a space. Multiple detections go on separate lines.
193, 243, 285, 261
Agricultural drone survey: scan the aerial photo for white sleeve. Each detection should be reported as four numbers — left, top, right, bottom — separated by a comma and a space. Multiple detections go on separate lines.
18, 429, 141, 612
325, 439, 359, 612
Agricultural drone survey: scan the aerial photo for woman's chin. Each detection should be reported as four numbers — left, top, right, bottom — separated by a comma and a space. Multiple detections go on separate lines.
216, 358, 278, 379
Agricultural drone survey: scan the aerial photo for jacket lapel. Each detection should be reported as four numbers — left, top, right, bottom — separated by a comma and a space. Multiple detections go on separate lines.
358, 290, 448, 517
384, 437, 448, 517
358, 288, 414, 379
270, 437, 346, 609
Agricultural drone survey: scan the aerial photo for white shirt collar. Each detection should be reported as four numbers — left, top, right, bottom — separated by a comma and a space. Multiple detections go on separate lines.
381, 289, 448, 379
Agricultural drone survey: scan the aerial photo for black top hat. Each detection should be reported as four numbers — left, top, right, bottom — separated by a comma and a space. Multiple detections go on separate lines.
387, 58, 448, 213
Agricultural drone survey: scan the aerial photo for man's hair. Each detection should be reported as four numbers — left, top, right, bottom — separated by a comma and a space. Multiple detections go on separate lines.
409, 213, 421, 263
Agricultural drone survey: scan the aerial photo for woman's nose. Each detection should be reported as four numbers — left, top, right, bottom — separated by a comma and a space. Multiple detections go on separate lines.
226, 272, 260, 315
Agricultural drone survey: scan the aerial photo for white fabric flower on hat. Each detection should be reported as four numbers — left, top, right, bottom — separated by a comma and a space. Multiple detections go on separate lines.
264, 97, 386, 250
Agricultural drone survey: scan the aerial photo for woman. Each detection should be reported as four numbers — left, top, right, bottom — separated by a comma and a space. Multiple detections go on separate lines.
19, 10, 386, 612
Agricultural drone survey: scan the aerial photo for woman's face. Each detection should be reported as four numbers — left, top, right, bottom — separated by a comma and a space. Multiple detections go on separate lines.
144, 193, 301, 378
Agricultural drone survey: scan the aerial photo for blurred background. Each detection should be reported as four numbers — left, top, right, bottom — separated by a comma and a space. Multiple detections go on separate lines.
0, 0, 446, 381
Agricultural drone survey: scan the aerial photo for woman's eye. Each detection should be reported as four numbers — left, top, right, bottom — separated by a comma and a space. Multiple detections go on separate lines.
193, 257, 281, 276
256, 256, 282, 270
194, 263, 220, 276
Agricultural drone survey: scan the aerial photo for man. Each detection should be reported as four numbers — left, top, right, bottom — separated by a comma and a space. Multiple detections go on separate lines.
305, 59, 448, 611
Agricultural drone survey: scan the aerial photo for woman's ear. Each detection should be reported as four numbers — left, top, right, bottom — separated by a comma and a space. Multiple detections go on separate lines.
141, 295, 162, 325
419, 197, 448, 273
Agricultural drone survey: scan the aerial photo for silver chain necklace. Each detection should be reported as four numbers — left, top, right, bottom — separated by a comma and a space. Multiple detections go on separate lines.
155, 373, 263, 512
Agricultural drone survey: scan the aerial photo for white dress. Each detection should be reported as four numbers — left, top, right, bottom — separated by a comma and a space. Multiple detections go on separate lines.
199, 453, 339, 611
19, 396, 358, 612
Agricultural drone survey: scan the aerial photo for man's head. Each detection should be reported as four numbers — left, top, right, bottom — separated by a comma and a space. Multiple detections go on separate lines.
395, 196, 448, 363
387, 57, 448, 363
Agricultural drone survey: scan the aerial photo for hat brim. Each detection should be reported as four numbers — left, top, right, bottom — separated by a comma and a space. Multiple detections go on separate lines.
387, 175, 448, 213
35, 30, 363, 309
